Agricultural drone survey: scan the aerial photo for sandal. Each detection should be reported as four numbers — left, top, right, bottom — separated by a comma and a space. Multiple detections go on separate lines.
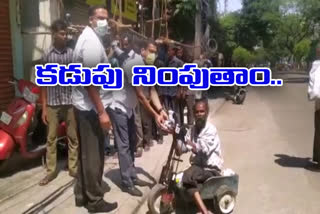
39, 174, 56, 186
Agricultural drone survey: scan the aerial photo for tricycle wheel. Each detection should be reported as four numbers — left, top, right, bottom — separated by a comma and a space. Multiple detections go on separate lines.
148, 184, 169, 214
213, 185, 236, 214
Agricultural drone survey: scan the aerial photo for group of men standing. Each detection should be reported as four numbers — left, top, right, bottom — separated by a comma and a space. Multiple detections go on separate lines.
133, 40, 202, 157
38, 5, 171, 213
37, 4, 213, 213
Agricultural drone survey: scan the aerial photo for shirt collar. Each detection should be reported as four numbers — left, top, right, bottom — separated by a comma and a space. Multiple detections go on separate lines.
49, 45, 68, 54
85, 26, 105, 44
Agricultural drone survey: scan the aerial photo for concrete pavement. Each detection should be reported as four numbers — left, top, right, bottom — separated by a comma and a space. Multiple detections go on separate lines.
214, 83, 320, 214
0, 98, 226, 214
138, 82, 320, 214
3, 79, 320, 214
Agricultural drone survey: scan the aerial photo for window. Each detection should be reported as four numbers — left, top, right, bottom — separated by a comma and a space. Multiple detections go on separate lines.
20, 0, 40, 29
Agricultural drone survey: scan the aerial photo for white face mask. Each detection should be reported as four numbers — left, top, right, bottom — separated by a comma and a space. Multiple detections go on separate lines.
94, 19, 109, 37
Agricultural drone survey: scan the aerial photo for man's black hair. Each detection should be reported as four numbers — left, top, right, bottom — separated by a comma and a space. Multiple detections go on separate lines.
50, 19, 67, 33
88, 5, 107, 17
135, 39, 146, 51
145, 40, 156, 49
121, 33, 133, 44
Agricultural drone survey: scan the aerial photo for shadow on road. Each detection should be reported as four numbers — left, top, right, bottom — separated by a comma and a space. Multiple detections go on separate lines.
0, 154, 42, 178
0, 152, 68, 178
274, 154, 320, 172
104, 167, 156, 190
207, 86, 233, 100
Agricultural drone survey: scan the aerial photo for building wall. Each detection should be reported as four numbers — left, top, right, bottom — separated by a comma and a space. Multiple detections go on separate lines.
21, 0, 61, 82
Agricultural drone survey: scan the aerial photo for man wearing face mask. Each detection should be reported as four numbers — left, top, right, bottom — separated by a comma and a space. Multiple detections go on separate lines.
134, 42, 159, 156
71, 6, 117, 213
106, 37, 169, 196
176, 99, 223, 214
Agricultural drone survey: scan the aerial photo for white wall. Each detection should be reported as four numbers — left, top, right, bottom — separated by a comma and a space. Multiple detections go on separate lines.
22, 0, 61, 82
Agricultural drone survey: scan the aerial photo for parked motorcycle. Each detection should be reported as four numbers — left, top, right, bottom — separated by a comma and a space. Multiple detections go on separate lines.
0, 78, 66, 171
147, 117, 239, 214
225, 86, 247, 105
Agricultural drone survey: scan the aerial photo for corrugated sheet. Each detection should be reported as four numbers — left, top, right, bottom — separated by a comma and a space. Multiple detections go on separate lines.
0, 0, 14, 111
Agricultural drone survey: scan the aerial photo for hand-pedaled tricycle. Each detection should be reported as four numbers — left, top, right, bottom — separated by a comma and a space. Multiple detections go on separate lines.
147, 112, 239, 214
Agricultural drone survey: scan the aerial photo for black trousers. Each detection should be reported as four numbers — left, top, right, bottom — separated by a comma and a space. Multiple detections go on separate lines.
182, 165, 220, 196
74, 109, 105, 208
313, 110, 320, 163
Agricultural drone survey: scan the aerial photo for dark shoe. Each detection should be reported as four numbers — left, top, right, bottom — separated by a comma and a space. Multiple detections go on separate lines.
133, 178, 150, 187
306, 162, 320, 171
122, 185, 143, 197
86, 200, 118, 213
75, 198, 87, 207
135, 147, 143, 158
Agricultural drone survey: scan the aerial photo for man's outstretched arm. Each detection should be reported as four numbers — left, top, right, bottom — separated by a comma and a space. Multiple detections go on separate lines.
150, 86, 168, 120
134, 86, 168, 131
86, 86, 112, 130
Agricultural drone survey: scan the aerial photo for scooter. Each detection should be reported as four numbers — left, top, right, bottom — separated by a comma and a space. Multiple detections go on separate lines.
0, 78, 67, 171
148, 119, 239, 214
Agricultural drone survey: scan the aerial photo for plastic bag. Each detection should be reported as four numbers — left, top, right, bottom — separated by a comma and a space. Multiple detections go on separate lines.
222, 168, 235, 176
163, 110, 175, 130
308, 60, 320, 100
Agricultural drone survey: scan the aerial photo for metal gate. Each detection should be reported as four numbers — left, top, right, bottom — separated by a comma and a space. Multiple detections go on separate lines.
0, 0, 14, 111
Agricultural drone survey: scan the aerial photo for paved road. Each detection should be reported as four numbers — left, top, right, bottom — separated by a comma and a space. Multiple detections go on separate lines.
215, 83, 320, 214
2, 81, 320, 214
137, 82, 320, 214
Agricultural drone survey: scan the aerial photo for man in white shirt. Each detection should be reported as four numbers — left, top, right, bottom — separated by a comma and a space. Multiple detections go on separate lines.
312, 44, 320, 168
107, 37, 168, 196
71, 6, 117, 213
176, 99, 223, 214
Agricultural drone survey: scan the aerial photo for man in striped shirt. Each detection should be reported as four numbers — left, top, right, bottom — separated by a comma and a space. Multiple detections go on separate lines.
39, 20, 79, 186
